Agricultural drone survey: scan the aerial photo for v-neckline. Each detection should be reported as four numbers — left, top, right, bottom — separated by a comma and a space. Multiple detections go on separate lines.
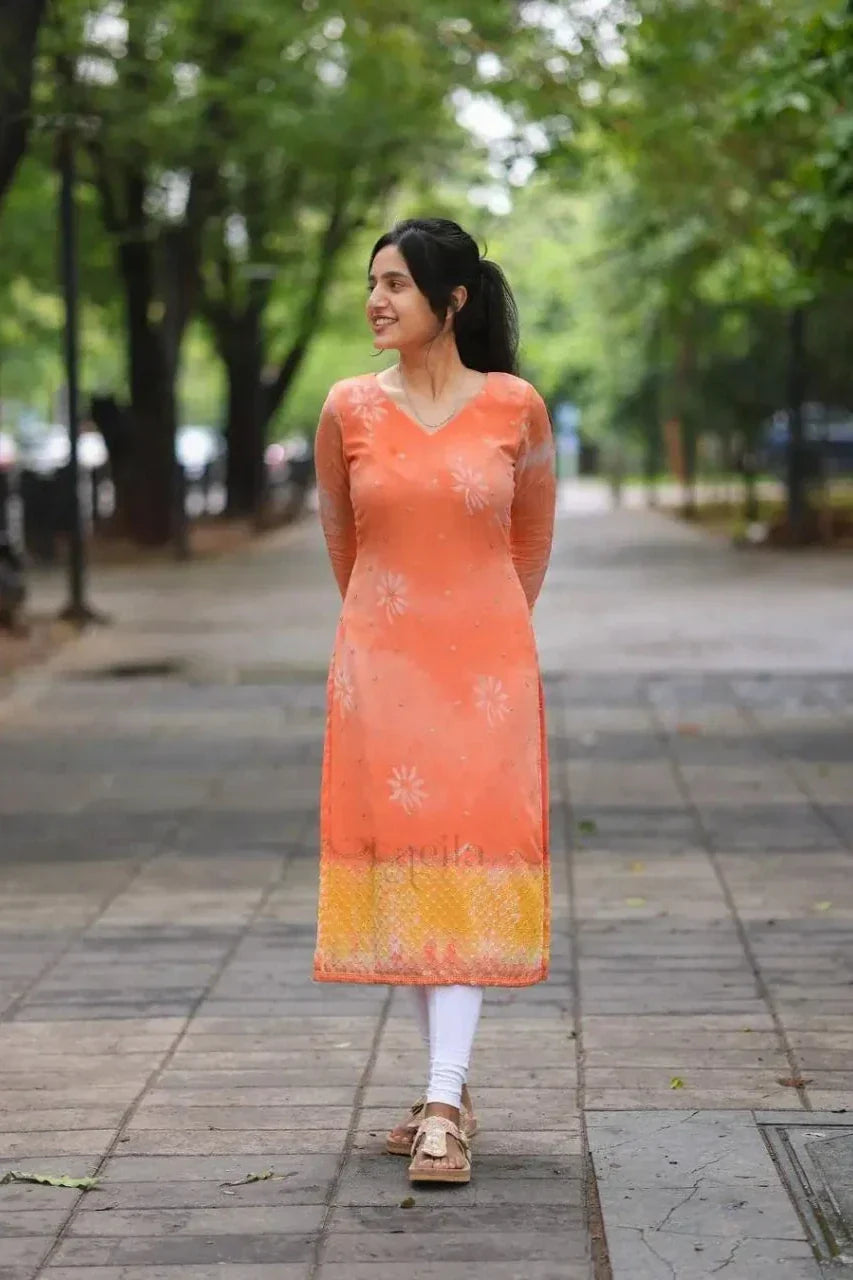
372, 371, 492, 438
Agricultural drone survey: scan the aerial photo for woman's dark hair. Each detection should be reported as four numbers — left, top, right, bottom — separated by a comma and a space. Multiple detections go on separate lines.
369, 217, 519, 375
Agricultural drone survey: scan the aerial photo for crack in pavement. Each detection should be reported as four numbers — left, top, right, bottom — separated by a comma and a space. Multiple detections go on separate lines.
653, 1179, 703, 1232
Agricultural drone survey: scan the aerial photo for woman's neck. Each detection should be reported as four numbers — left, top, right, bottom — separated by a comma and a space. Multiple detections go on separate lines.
397, 340, 467, 400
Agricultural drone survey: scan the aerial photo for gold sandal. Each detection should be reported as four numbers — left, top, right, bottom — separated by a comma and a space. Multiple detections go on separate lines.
408, 1114, 471, 1184
385, 1094, 478, 1156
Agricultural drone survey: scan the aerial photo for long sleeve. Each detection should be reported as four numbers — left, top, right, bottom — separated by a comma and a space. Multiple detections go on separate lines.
510, 384, 557, 611
314, 387, 357, 599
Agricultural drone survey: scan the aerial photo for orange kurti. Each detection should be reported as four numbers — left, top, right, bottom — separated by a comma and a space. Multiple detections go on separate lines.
313, 371, 556, 986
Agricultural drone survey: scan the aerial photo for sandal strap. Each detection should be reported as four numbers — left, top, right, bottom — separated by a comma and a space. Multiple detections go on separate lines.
412, 1114, 470, 1160
402, 1096, 475, 1133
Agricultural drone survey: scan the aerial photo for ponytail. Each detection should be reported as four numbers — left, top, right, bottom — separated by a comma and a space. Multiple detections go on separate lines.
455, 257, 519, 376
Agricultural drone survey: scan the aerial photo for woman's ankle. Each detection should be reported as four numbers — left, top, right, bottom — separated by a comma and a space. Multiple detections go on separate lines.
424, 1100, 461, 1124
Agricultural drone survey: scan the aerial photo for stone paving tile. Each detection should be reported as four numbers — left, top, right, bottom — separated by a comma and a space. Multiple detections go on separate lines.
603, 1227, 819, 1279
0, 1208, 70, 1236
587, 1110, 821, 1278
0, 1238, 54, 1269
317, 1266, 586, 1280
0, 1130, 115, 1159
135, 1086, 356, 1108
44, 1269, 309, 1280
0, 1090, 138, 1111
804, 1091, 853, 1111
125, 1105, 355, 1131
94, 1153, 338, 1188
115, 1129, 346, 1156
156, 1068, 362, 1087
47, 1234, 316, 1267
66, 1181, 327, 1214
66, 1205, 325, 1236
0, 1108, 127, 1132
586, 1089, 803, 1111
321, 1229, 586, 1263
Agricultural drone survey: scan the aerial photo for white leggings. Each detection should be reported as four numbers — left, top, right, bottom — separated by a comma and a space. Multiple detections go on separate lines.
409, 984, 483, 1109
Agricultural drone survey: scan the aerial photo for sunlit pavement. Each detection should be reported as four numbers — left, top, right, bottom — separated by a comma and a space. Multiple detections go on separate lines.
1, 503, 851, 1278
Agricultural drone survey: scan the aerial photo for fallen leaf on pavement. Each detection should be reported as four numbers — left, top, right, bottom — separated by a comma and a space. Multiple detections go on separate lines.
400, 1196, 416, 1208
625, 897, 647, 907
670, 1077, 685, 1090
629, 861, 645, 873
813, 902, 832, 912
676, 723, 702, 735
0, 1171, 98, 1190
578, 819, 598, 835
777, 1077, 813, 1088
219, 1170, 288, 1187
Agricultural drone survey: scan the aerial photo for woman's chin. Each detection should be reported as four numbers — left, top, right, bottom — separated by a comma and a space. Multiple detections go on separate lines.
371, 332, 399, 351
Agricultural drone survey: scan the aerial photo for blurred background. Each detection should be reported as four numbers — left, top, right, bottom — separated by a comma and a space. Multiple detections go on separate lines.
0, 0, 852, 638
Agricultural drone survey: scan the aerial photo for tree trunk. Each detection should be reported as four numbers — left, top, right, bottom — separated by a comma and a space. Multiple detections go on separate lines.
644, 317, 663, 506
681, 423, 697, 517
743, 467, 759, 523
118, 239, 178, 546
643, 419, 661, 507
221, 310, 266, 519
676, 330, 697, 518
786, 305, 809, 543
0, 0, 46, 205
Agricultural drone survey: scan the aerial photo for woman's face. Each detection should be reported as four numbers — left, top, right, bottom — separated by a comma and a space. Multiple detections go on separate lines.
366, 244, 441, 353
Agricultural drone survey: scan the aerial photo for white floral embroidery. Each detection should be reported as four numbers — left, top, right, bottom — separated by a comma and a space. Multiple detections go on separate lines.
376, 570, 408, 621
347, 381, 388, 433
517, 435, 556, 476
332, 664, 355, 715
450, 463, 489, 514
474, 675, 511, 726
387, 765, 427, 813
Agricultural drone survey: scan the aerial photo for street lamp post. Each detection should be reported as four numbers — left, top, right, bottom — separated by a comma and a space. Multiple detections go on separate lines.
56, 109, 106, 627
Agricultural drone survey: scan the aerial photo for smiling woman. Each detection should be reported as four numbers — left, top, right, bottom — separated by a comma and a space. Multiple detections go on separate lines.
312, 217, 556, 1188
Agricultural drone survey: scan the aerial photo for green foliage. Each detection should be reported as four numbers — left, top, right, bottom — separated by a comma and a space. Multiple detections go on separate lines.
3, 0, 851, 521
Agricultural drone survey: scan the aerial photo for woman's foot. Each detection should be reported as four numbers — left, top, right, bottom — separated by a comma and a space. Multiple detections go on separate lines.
386, 1086, 475, 1156
408, 1108, 471, 1183
417, 1103, 468, 1173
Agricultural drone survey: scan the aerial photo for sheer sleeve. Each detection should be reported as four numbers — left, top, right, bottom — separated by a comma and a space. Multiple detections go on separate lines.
314, 387, 357, 599
510, 384, 557, 611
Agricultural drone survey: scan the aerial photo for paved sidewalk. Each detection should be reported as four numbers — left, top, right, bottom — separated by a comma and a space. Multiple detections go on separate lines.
1, 505, 852, 1278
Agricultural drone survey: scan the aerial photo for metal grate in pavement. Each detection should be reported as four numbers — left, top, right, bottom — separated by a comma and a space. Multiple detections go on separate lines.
760, 1113, 853, 1270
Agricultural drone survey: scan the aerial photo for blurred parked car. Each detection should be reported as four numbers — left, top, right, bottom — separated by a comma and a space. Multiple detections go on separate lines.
0, 431, 17, 474
176, 425, 226, 485
760, 404, 853, 478
16, 421, 108, 474
266, 435, 313, 485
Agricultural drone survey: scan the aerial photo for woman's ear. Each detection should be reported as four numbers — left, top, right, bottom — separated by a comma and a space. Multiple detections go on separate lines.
450, 285, 468, 315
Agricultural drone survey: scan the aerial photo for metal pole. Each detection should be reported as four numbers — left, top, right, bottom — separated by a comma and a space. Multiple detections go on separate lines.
57, 120, 106, 626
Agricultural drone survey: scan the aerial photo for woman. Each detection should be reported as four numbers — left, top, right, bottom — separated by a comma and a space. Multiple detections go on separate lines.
313, 217, 556, 1185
